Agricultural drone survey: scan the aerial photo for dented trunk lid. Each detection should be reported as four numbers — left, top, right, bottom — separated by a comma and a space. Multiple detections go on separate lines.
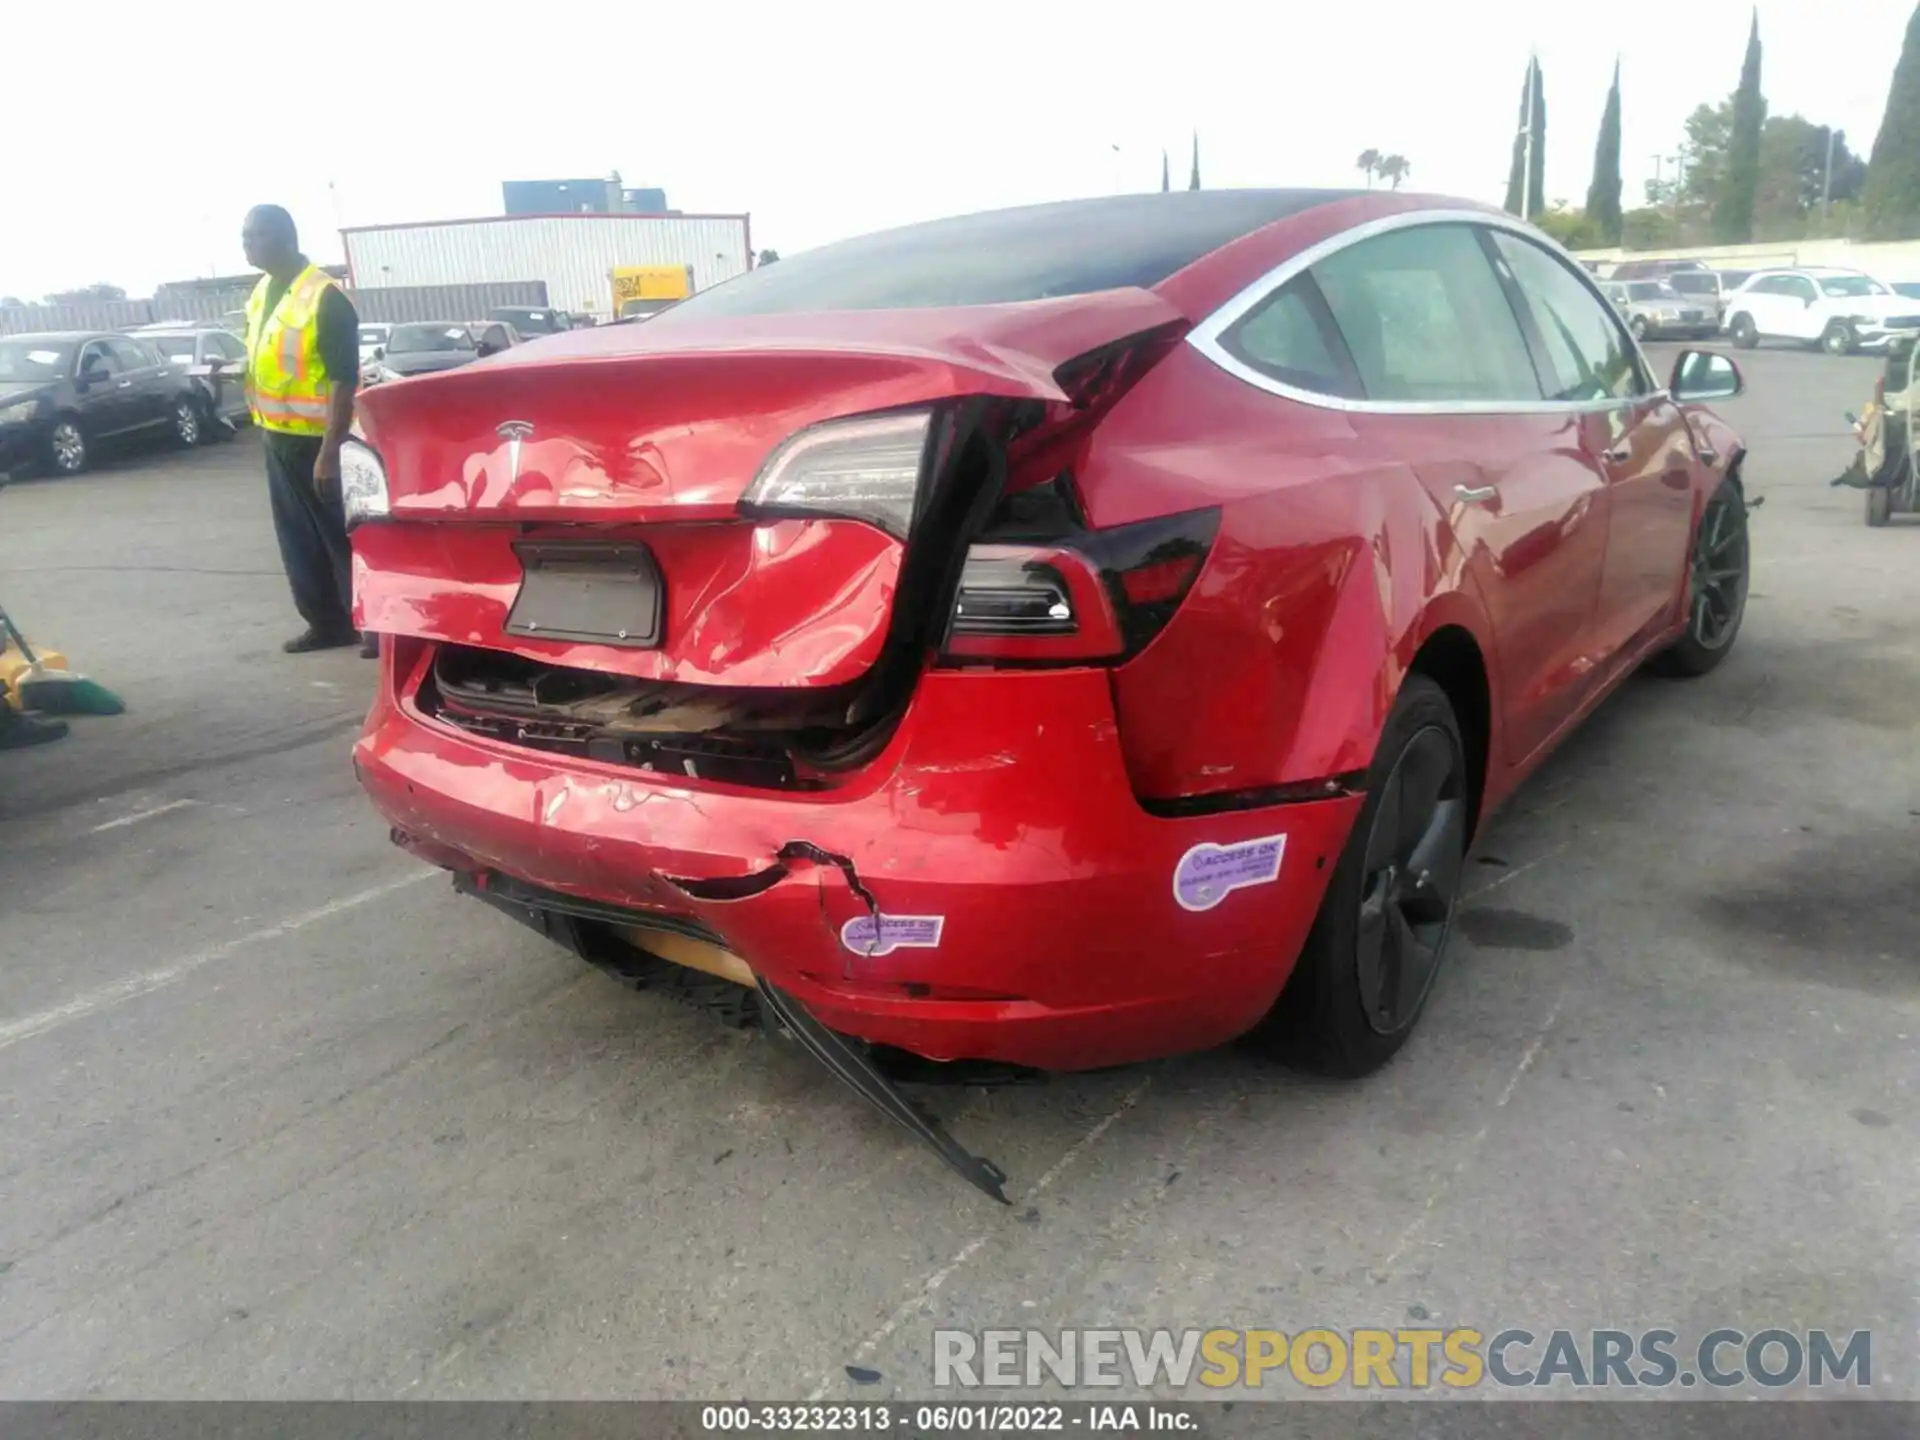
352, 289, 1185, 689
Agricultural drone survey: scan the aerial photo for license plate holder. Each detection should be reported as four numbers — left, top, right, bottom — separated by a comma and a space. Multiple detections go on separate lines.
505, 541, 663, 648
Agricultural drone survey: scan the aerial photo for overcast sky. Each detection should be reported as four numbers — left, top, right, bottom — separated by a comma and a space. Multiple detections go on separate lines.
3, 0, 1913, 299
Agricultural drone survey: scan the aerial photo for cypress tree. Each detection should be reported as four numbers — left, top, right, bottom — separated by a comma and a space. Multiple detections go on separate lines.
1528, 63, 1547, 220
1504, 58, 1546, 219
1862, 3, 1920, 237
1586, 60, 1624, 243
1713, 11, 1766, 242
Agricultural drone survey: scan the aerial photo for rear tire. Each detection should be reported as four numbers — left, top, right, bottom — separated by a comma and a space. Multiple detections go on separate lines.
1729, 313, 1759, 349
1821, 321, 1856, 357
1249, 674, 1469, 1078
1648, 474, 1750, 677
1867, 485, 1892, 527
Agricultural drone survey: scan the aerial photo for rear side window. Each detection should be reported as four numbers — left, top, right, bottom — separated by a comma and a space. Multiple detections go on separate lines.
105, 337, 155, 370
1218, 279, 1361, 399
1489, 232, 1644, 402
1309, 224, 1542, 403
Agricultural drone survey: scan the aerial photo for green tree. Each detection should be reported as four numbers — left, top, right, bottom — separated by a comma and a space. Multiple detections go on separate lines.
1378, 154, 1411, 189
1753, 117, 1866, 234
1712, 11, 1766, 242
1535, 203, 1605, 250
1586, 60, 1624, 243
1188, 132, 1201, 191
1161, 150, 1171, 193
1862, 2, 1920, 238
1503, 57, 1546, 219
1357, 148, 1382, 188
756, 249, 781, 266
1621, 207, 1683, 249
44, 283, 127, 304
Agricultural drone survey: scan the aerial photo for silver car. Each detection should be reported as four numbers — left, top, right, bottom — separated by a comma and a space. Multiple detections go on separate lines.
1602, 280, 1720, 342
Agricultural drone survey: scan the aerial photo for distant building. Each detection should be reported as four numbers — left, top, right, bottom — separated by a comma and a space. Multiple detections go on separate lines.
502, 175, 673, 216
503, 177, 621, 215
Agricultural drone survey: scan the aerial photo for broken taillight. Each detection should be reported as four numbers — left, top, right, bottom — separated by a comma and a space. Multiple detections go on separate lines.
940, 509, 1218, 666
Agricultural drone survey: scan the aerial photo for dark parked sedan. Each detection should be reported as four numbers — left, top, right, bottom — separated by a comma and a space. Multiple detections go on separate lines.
0, 331, 211, 478
360, 322, 482, 385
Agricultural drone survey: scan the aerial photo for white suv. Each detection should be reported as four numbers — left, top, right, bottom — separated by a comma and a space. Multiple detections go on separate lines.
1722, 268, 1920, 355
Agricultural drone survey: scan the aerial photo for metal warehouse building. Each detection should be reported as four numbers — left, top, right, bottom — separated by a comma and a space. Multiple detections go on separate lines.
341, 213, 753, 321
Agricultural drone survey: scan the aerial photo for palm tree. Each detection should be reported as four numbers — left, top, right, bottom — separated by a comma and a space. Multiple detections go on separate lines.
1378, 154, 1411, 189
1357, 149, 1382, 187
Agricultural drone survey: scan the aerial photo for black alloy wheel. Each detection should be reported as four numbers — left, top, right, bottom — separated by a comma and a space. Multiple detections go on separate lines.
1729, 313, 1759, 349
1353, 724, 1468, 1038
1648, 475, 1750, 677
1252, 674, 1470, 1077
1687, 486, 1749, 653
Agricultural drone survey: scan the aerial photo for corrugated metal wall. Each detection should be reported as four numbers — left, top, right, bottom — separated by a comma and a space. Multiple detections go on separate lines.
343, 215, 750, 319
0, 300, 156, 335
0, 281, 547, 336
349, 280, 547, 323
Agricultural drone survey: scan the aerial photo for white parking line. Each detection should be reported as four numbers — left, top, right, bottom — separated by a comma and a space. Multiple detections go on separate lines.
0, 869, 436, 1054
804, 1077, 1155, 1401
88, 799, 199, 833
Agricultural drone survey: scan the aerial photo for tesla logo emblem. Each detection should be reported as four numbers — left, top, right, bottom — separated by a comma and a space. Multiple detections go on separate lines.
496, 420, 533, 481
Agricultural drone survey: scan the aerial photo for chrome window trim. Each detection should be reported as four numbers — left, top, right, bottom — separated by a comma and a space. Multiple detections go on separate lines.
1187, 207, 1658, 417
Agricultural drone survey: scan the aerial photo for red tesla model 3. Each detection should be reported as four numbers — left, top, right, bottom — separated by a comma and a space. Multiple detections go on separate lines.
346, 189, 1751, 1097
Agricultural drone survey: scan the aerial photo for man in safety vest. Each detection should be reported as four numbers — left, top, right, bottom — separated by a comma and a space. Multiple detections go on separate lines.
241, 204, 369, 656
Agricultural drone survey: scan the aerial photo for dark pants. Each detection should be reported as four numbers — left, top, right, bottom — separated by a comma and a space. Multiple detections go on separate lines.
265, 432, 353, 635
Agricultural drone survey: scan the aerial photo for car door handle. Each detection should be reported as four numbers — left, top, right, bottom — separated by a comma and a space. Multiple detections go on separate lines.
117, 380, 133, 389
1454, 484, 1498, 504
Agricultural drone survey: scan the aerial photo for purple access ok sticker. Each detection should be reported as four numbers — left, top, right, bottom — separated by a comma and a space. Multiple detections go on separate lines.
841, 913, 945, 958
1173, 834, 1287, 912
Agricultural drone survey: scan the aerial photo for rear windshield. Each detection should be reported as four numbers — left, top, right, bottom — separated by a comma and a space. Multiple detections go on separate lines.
152, 336, 198, 361
1667, 273, 1716, 295
389, 324, 476, 354
655, 191, 1352, 320
491, 308, 557, 331
0, 337, 75, 382
1819, 275, 1886, 298
1625, 282, 1676, 301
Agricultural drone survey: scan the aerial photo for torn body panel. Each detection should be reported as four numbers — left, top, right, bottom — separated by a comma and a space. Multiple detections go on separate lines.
359, 649, 1364, 1073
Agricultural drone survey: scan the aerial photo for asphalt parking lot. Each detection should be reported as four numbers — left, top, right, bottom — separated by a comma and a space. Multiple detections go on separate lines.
0, 346, 1914, 1402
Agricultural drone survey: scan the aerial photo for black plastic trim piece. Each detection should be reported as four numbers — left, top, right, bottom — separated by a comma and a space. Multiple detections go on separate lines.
454, 869, 728, 948
1140, 769, 1367, 818
756, 979, 1011, 1204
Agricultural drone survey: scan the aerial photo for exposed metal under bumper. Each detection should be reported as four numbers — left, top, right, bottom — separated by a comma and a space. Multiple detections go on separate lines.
756, 979, 1012, 1205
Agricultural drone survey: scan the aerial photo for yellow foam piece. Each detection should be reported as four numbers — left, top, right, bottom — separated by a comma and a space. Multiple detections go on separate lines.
2, 642, 69, 710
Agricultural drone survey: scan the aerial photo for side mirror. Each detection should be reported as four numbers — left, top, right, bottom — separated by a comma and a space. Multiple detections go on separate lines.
1670, 350, 1744, 402
372, 345, 385, 360
77, 362, 109, 390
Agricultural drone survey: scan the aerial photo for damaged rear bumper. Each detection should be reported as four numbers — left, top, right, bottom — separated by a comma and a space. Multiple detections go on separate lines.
355, 647, 1362, 1072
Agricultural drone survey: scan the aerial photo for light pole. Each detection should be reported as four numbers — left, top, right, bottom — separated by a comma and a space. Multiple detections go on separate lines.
1821, 128, 1838, 222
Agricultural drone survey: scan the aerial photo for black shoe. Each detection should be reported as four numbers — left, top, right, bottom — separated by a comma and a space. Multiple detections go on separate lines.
0, 712, 69, 749
283, 627, 358, 654
359, 632, 380, 659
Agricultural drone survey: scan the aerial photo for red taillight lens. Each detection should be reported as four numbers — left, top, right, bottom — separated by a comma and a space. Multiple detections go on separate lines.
940, 509, 1219, 667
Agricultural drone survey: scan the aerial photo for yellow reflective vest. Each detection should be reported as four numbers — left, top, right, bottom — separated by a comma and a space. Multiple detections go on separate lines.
245, 264, 340, 435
